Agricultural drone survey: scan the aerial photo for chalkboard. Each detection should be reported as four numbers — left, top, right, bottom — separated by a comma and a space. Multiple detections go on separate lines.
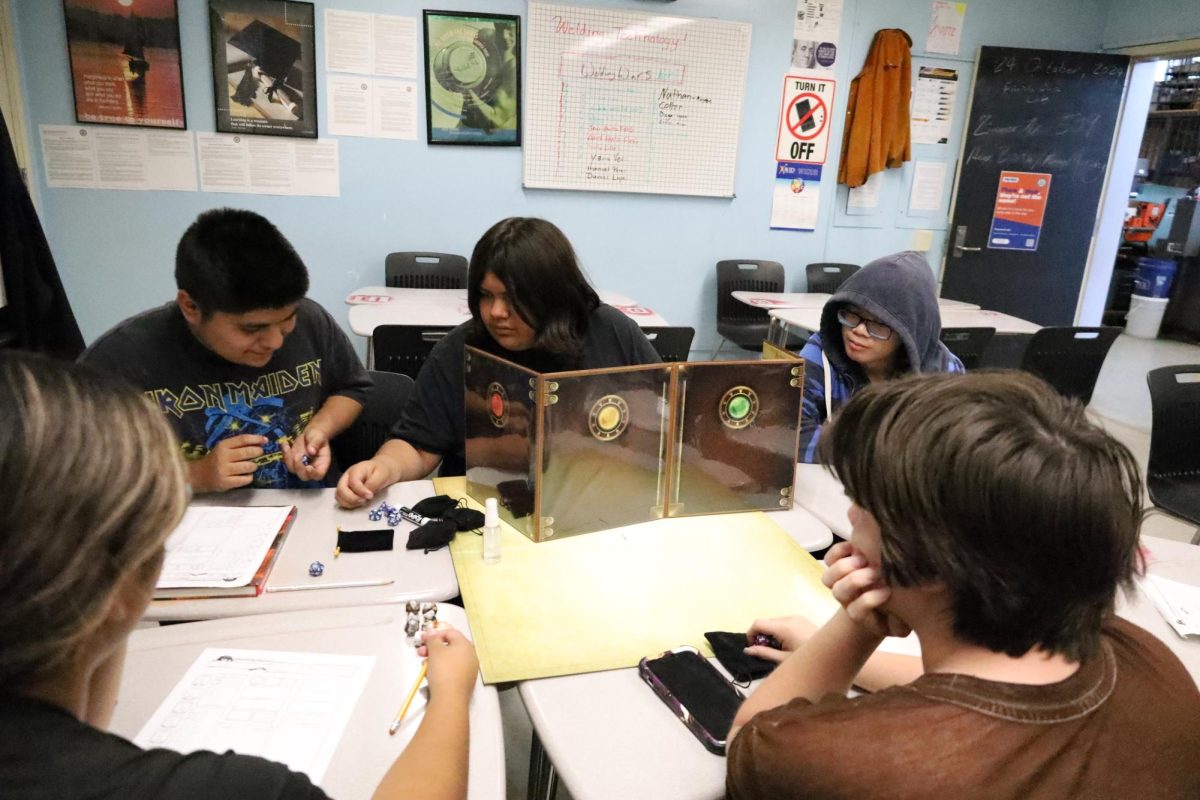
942, 46, 1131, 326
522, 2, 751, 198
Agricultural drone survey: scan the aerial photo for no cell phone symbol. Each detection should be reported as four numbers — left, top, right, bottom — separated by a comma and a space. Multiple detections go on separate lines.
788, 94, 827, 139
782, 91, 829, 162
794, 99, 817, 134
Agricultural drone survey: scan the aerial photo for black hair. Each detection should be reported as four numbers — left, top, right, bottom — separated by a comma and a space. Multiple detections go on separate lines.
174, 208, 309, 315
466, 218, 600, 360
821, 370, 1143, 662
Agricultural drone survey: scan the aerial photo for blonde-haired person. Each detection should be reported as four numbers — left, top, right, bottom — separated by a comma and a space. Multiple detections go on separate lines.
0, 352, 478, 800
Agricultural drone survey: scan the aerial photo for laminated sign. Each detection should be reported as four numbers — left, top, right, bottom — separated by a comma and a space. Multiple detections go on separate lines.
775, 74, 836, 164
988, 171, 1052, 251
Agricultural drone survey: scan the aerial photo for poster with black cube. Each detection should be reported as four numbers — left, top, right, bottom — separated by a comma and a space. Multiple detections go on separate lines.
209, 0, 316, 138
423, 10, 521, 146
62, 0, 186, 129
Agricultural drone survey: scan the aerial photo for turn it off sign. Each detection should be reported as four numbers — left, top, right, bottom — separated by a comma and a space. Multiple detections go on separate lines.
775, 75, 836, 164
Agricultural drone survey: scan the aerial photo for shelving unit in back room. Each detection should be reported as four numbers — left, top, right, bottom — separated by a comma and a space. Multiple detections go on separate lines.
1142, 56, 1200, 189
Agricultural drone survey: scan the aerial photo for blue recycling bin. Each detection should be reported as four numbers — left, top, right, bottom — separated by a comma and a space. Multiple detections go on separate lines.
1133, 258, 1178, 298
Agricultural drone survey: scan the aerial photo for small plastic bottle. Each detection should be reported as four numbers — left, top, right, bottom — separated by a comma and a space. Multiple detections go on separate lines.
483, 497, 501, 564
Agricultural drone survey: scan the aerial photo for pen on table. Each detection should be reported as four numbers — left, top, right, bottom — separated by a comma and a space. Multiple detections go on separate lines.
389, 661, 429, 735
266, 579, 393, 593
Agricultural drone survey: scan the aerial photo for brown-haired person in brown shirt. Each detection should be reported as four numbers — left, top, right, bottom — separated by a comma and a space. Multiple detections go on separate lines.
727, 371, 1200, 800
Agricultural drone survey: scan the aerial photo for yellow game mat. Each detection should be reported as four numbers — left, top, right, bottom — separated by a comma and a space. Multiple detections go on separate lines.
438, 477, 838, 684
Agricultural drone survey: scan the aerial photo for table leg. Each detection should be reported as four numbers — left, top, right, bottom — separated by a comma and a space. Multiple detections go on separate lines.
527, 730, 559, 800
366, 336, 374, 370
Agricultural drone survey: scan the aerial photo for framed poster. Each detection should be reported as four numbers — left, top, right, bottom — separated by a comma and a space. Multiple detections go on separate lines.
423, 10, 520, 146
62, 0, 186, 129
209, 0, 317, 138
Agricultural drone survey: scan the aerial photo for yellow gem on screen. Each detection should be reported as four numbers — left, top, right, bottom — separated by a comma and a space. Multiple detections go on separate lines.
728, 395, 751, 420
596, 405, 621, 431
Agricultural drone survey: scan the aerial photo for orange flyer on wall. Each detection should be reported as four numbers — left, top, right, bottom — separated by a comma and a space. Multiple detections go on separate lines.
987, 171, 1052, 251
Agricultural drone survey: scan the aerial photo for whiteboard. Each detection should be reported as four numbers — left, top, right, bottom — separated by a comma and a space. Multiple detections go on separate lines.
523, 2, 751, 198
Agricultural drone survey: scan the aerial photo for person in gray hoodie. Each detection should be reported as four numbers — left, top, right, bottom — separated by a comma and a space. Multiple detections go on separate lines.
797, 251, 964, 462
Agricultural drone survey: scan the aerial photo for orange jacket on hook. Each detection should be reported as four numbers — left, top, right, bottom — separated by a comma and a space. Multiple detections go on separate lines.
837, 28, 913, 188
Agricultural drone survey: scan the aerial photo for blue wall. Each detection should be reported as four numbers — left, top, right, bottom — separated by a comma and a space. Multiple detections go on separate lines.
13, 0, 1108, 356
1102, 0, 1200, 49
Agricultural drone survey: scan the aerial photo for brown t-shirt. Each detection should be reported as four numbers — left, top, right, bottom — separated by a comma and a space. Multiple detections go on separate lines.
727, 618, 1200, 799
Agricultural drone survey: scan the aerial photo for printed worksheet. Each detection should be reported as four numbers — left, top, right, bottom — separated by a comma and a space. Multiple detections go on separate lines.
1140, 575, 1200, 638
157, 506, 292, 589
135, 649, 375, 783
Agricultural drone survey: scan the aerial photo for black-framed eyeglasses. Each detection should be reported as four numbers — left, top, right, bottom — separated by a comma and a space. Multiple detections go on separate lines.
836, 308, 893, 341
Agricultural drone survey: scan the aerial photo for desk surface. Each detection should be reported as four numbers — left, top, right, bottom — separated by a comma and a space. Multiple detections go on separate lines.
520, 468, 1200, 800
768, 305, 1039, 335
733, 291, 980, 312
346, 286, 668, 334
147, 483, 458, 622
113, 604, 504, 800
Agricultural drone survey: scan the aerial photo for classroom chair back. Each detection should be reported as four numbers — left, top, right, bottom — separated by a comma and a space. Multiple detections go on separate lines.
1018, 326, 1120, 405
939, 326, 995, 371
640, 326, 696, 362
716, 259, 784, 353
1145, 364, 1200, 544
384, 252, 468, 289
332, 370, 415, 470
804, 262, 860, 294
372, 325, 452, 380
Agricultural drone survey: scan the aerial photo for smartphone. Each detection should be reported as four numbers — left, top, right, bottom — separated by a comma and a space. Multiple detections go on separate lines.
638, 646, 745, 755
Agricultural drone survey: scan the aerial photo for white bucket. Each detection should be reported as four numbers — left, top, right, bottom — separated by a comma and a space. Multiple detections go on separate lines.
1125, 294, 1170, 339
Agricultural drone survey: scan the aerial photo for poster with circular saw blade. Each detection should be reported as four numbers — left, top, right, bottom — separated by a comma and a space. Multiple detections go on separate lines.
423, 10, 521, 146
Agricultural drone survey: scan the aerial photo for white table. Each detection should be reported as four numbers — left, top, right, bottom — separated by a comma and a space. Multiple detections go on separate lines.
792, 463, 854, 536
763, 500, 835, 553
732, 290, 980, 312
147, 482, 459, 622
518, 467, 1200, 800
767, 305, 1040, 348
346, 286, 668, 337
112, 604, 505, 800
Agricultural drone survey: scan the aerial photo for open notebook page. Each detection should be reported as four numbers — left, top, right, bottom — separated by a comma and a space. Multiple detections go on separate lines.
157, 506, 293, 589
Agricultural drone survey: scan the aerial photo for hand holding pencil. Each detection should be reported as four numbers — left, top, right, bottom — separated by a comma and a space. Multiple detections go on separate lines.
389, 624, 478, 735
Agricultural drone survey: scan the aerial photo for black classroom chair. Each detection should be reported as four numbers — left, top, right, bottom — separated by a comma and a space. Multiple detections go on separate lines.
331, 370, 415, 469
373, 325, 452, 380
640, 326, 695, 363
939, 327, 995, 371
804, 262, 860, 294
1144, 365, 1200, 545
1018, 326, 1121, 405
715, 259, 785, 355
385, 252, 468, 289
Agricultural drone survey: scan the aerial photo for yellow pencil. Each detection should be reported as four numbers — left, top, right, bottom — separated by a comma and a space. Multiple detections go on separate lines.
388, 661, 428, 735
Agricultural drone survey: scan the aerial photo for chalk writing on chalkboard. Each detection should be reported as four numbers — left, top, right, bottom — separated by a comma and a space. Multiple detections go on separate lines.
960, 48, 1129, 187
523, 3, 751, 198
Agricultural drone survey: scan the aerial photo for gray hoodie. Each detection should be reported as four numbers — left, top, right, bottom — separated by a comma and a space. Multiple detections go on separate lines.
817, 250, 959, 377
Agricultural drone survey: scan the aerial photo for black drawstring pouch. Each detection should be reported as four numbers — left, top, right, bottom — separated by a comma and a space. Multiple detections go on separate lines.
336, 528, 394, 553
443, 507, 484, 532
704, 631, 777, 683
406, 519, 458, 553
411, 495, 461, 519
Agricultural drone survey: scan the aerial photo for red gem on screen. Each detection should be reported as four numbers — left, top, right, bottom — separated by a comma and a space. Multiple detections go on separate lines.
490, 393, 504, 417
